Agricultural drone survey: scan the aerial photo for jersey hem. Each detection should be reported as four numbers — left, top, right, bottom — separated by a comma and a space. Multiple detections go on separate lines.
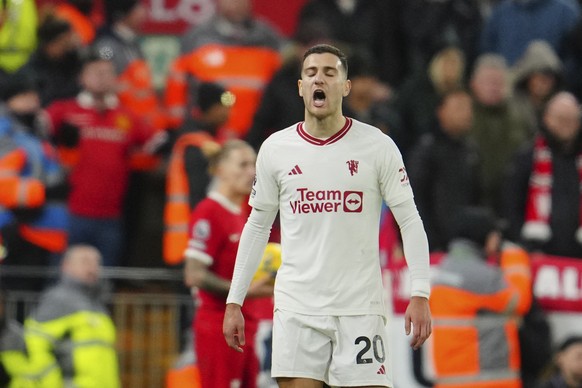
274, 305, 387, 320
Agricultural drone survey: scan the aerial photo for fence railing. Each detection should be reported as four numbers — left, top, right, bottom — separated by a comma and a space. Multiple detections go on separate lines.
1, 265, 193, 388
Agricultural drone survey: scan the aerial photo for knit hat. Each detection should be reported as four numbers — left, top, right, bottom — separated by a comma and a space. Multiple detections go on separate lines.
197, 82, 235, 112
0, 75, 37, 102
451, 206, 500, 247
558, 336, 582, 352
104, 0, 140, 23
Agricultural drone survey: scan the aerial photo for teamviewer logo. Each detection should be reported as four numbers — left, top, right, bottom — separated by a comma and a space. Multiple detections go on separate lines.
343, 191, 363, 212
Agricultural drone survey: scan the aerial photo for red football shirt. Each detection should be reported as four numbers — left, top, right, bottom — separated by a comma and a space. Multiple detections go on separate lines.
185, 192, 266, 320
45, 92, 154, 217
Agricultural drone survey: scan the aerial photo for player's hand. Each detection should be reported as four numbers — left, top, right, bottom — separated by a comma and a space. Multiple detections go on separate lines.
247, 277, 275, 298
404, 296, 432, 350
223, 303, 245, 352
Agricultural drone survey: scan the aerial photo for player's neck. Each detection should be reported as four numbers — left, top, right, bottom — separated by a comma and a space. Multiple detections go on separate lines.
303, 114, 346, 139
215, 187, 245, 208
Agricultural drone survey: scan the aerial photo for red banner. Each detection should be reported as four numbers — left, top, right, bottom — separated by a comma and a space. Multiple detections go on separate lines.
36, 0, 308, 36
387, 253, 582, 314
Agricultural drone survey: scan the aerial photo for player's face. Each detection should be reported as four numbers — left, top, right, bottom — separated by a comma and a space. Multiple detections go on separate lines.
220, 146, 256, 196
298, 52, 351, 120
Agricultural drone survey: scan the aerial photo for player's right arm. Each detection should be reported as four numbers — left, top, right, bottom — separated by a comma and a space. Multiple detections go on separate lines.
223, 207, 277, 352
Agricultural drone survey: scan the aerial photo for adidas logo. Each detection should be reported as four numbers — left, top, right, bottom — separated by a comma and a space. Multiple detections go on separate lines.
288, 165, 303, 175
377, 365, 386, 375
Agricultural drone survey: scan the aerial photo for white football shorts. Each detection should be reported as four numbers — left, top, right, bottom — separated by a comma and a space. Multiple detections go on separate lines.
271, 309, 393, 387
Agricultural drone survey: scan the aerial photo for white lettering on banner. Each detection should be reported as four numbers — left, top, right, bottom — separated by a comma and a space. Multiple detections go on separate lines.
149, 0, 215, 24
534, 265, 582, 300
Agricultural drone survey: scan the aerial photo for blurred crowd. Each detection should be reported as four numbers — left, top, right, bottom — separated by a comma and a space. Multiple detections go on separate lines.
1, 0, 582, 387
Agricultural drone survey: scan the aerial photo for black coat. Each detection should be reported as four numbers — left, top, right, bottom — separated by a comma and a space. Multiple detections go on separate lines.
502, 129, 582, 258
17, 50, 81, 107
407, 129, 481, 251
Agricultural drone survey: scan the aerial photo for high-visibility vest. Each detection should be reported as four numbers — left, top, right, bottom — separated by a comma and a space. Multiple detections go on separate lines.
119, 58, 168, 171
54, 3, 95, 46
164, 44, 280, 137
0, 148, 45, 209
430, 242, 532, 388
25, 279, 120, 388
0, 0, 37, 73
164, 131, 218, 265
1, 320, 61, 387
0, 118, 68, 253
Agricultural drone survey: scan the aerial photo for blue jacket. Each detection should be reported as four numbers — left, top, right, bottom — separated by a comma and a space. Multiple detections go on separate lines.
0, 106, 68, 251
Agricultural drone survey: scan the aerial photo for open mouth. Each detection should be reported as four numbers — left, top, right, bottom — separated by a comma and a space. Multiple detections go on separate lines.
313, 90, 326, 107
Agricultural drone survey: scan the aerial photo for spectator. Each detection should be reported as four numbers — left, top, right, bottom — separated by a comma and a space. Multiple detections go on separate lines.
53, 0, 98, 46
44, 52, 157, 267
394, 45, 466, 158
94, 0, 167, 135
480, 0, 580, 66
25, 245, 120, 387
503, 92, 582, 258
296, 0, 406, 87
164, 0, 282, 139
512, 40, 563, 133
430, 206, 532, 388
342, 52, 398, 135
0, 0, 38, 75
401, 0, 482, 76
182, 140, 272, 387
93, 0, 170, 268
18, 15, 82, 107
0, 75, 68, 291
0, 292, 39, 388
541, 336, 582, 388
163, 82, 231, 266
407, 89, 480, 252
470, 54, 531, 215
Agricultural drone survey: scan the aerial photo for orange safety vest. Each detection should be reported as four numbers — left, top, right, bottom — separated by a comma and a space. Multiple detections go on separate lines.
119, 58, 169, 171
164, 44, 280, 138
163, 131, 218, 265
430, 243, 532, 388
0, 148, 67, 253
165, 364, 201, 388
54, 3, 95, 46
0, 148, 45, 209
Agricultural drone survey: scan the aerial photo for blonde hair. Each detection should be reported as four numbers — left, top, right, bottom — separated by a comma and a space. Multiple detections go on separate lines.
429, 46, 465, 94
207, 139, 254, 176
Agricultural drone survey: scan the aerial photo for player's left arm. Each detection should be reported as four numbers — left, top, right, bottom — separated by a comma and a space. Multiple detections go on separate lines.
184, 256, 231, 295
391, 198, 431, 350
378, 138, 431, 349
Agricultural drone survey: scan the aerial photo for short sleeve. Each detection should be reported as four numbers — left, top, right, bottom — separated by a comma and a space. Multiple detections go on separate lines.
378, 138, 414, 208
248, 142, 279, 211
184, 203, 223, 266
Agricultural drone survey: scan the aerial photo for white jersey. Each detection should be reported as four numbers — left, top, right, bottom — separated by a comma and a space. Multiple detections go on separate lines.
251, 118, 413, 317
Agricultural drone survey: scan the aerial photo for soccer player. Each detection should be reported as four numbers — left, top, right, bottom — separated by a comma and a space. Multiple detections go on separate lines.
223, 44, 432, 388
183, 139, 273, 388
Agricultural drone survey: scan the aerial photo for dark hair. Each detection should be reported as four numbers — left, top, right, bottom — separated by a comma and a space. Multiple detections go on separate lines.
37, 15, 71, 46
558, 336, 582, 352
436, 88, 471, 108
302, 44, 348, 77
451, 206, 500, 247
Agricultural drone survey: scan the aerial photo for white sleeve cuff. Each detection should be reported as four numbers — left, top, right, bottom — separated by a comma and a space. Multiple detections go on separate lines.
390, 198, 431, 299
